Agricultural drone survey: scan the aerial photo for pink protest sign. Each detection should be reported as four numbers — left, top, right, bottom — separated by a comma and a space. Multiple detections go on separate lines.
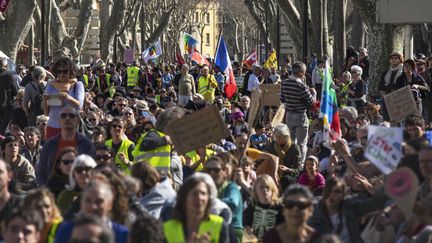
0, 0, 11, 12
385, 167, 419, 220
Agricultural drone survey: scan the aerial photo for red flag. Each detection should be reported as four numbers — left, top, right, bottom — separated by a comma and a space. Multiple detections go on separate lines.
0, 0, 11, 12
176, 52, 185, 65
191, 51, 210, 66
242, 49, 257, 69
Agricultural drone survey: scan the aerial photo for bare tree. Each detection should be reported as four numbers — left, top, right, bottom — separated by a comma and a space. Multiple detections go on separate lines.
0, 0, 37, 61
353, 0, 406, 92
333, 0, 347, 78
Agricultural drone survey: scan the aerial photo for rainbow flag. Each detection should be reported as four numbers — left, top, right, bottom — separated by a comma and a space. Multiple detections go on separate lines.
319, 61, 341, 143
179, 32, 198, 57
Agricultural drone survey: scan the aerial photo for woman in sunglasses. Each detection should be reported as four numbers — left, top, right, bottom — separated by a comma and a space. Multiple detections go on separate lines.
42, 57, 85, 139
263, 184, 318, 243
57, 154, 97, 218
47, 146, 78, 198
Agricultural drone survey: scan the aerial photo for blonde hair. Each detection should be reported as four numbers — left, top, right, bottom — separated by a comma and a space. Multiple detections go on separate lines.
253, 174, 280, 205
24, 187, 62, 222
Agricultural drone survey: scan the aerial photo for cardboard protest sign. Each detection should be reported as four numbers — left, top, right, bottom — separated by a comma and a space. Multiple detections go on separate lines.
124, 49, 135, 64
384, 86, 419, 122
271, 105, 285, 127
365, 126, 403, 175
247, 89, 262, 125
165, 105, 227, 155
259, 84, 281, 106
385, 167, 419, 220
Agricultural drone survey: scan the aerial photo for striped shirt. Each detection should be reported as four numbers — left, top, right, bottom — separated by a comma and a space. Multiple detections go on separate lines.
280, 76, 314, 112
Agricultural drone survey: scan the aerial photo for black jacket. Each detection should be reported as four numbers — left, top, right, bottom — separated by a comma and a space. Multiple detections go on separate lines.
0, 69, 18, 110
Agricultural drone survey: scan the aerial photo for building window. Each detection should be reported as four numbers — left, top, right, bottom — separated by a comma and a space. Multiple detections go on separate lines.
205, 13, 210, 24
206, 33, 210, 46
194, 12, 199, 23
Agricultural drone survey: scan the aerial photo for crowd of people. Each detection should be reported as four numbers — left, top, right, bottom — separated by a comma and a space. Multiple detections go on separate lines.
0, 47, 432, 243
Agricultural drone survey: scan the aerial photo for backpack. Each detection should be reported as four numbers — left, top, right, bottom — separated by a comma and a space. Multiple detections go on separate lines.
29, 82, 45, 115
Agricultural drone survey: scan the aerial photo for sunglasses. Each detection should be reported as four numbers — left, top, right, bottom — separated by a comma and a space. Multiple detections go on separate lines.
88, 118, 97, 122
123, 113, 133, 116
117, 104, 127, 107
95, 154, 111, 161
205, 167, 222, 173
57, 69, 69, 74
74, 167, 92, 174
111, 124, 123, 129
61, 159, 74, 165
37, 122, 47, 126
284, 200, 312, 210
60, 113, 77, 119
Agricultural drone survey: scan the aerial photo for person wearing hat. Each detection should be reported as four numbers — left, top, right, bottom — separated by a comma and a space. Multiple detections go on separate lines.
347, 65, 366, 110
396, 59, 429, 114
378, 52, 404, 95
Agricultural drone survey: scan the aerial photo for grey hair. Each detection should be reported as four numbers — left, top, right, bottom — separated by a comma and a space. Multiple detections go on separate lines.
82, 181, 114, 203
0, 57, 7, 67
156, 106, 185, 132
291, 62, 307, 75
66, 154, 97, 190
191, 172, 218, 199
32, 66, 47, 81
273, 124, 290, 137
182, 64, 189, 70
350, 65, 363, 76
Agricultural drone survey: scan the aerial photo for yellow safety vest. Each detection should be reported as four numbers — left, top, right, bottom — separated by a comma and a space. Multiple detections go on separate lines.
47, 219, 62, 243
96, 73, 112, 94
106, 138, 135, 174
127, 66, 140, 87
185, 148, 215, 172
198, 75, 218, 103
163, 214, 224, 243
83, 74, 89, 88
132, 129, 171, 173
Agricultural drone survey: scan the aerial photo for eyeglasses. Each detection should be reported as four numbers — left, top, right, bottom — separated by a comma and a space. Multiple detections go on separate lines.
61, 159, 74, 165
111, 124, 123, 129
95, 154, 111, 161
60, 113, 77, 119
284, 200, 312, 210
204, 167, 222, 173
74, 167, 92, 174
57, 69, 69, 74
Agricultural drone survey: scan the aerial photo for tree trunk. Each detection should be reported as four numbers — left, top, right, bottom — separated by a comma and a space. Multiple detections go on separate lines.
354, 0, 406, 93
350, 8, 364, 49
0, 0, 37, 61
28, 20, 35, 65
100, 0, 127, 62
310, 0, 323, 57
322, 0, 329, 56
332, 0, 346, 78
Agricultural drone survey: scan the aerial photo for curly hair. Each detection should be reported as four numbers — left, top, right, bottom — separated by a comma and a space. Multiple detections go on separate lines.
52, 57, 77, 79
91, 167, 129, 225
23, 187, 63, 223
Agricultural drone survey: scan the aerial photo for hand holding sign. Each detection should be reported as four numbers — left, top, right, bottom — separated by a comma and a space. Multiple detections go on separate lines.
384, 167, 419, 220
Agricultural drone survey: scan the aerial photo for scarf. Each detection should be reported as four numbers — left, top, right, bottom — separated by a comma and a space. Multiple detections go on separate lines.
384, 65, 403, 86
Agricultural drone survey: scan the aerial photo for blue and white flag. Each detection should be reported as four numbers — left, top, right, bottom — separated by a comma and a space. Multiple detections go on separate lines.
142, 39, 162, 63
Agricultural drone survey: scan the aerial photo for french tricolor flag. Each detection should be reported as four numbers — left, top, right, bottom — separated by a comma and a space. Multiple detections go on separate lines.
215, 36, 237, 99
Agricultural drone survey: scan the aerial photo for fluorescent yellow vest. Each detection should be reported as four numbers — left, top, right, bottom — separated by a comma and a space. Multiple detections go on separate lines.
106, 138, 135, 174
127, 66, 140, 87
83, 74, 89, 88
96, 73, 112, 95
163, 214, 224, 243
198, 75, 217, 103
185, 149, 215, 172
132, 129, 171, 173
